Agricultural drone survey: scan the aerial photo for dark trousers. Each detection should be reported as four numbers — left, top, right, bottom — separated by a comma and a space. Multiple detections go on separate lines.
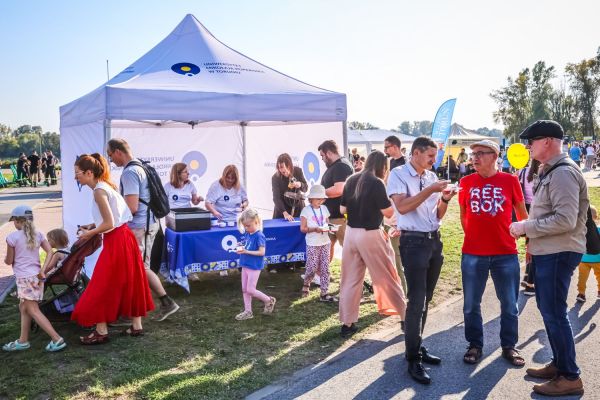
532, 251, 582, 379
399, 232, 444, 360
45, 166, 56, 185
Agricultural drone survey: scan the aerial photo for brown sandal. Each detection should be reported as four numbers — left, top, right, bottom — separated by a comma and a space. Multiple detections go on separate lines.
463, 346, 482, 364
502, 348, 525, 367
121, 326, 144, 337
301, 285, 310, 298
80, 330, 109, 345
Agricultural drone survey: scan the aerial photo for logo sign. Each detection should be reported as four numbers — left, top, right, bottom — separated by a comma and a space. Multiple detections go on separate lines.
182, 151, 208, 183
221, 235, 238, 251
303, 152, 321, 184
171, 63, 200, 76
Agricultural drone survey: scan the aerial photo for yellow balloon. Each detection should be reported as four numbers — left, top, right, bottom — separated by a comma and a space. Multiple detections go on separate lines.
507, 143, 530, 169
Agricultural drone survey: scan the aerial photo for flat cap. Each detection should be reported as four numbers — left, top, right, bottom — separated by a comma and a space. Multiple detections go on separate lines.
519, 120, 564, 140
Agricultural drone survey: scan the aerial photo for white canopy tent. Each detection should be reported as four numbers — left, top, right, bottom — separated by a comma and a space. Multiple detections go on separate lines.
448, 124, 500, 145
60, 14, 347, 238
347, 129, 415, 154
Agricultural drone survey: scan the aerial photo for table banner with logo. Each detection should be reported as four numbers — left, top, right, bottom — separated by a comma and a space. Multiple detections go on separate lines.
160, 219, 306, 292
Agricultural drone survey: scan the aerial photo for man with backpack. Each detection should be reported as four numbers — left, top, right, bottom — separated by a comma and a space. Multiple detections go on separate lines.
107, 138, 179, 321
509, 120, 588, 397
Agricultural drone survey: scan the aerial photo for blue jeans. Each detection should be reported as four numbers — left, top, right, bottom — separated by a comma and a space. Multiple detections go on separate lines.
532, 251, 582, 379
461, 254, 520, 349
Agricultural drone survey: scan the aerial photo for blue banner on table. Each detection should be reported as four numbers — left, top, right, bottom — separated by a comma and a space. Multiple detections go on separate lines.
160, 219, 307, 292
431, 98, 457, 169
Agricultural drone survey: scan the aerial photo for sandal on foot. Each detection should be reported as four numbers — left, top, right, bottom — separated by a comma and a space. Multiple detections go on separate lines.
502, 348, 525, 367
80, 330, 109, 345
463, 345, 482, 364
319, 294, 339, 303
301, 285, 310, 298
2, 340, 30, 352
45, 337, 67, 352
121, 326, 144, 337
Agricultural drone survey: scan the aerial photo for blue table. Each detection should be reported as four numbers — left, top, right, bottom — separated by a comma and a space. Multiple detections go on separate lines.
160, 219, 306, 292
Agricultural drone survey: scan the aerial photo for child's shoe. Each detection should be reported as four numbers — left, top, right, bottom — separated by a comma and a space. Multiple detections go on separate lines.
45, 337, 67, 352
219, 270, 229, 277
235, 310, 253, 321
2, 340, 30, 352
576, 293, 586, 303
263, 296, 277, 314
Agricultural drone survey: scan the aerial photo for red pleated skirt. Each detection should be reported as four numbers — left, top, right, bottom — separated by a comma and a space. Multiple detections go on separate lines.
71, 224, 155, 327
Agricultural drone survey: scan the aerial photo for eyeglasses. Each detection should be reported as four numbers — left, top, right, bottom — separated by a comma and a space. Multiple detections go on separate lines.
527, 137, 546, 146
470, 151, 496, 159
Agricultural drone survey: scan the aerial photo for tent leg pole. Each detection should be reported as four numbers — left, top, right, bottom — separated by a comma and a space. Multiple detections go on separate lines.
103, 119, 112, 153
342, 121, 348, 157
241, 123, 247, 187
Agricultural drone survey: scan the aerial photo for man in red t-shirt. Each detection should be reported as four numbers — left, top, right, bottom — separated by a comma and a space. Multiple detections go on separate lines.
458, 139, 528, 367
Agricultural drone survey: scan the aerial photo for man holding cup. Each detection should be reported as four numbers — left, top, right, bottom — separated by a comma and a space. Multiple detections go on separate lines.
387, 136, 457, 385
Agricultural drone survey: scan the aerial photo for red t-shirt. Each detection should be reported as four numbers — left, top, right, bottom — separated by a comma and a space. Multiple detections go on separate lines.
458, 172, 524, 255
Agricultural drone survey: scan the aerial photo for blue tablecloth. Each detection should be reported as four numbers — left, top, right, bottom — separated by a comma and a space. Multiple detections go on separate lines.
160, 219, 306, 292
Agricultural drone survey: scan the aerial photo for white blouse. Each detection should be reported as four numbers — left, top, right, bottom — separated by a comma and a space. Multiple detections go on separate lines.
92, 181, 133, 228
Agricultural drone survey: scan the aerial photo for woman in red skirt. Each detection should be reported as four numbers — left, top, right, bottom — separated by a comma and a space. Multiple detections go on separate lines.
72, 154, 154, 344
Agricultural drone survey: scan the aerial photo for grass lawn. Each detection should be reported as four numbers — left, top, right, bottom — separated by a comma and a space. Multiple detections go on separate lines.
0, 186, 553, 399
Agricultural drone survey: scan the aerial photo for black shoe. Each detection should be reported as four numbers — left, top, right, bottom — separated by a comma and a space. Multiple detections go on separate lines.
408, 360, 431, 384
340, 323, 358, 338
421, 346, 441, 365
400, 320, 405, 333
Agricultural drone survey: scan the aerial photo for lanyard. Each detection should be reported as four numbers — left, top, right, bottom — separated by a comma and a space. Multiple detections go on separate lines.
311, 206, 324, 226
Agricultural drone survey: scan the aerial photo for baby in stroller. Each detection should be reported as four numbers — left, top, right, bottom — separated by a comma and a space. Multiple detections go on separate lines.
41, 229, 70, 279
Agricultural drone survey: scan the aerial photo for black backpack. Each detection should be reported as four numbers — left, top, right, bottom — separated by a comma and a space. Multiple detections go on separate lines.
535, 161, 600, 255
123, 159, 170, 219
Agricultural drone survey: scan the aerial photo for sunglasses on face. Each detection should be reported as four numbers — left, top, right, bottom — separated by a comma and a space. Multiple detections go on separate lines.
527, 137, 546, 146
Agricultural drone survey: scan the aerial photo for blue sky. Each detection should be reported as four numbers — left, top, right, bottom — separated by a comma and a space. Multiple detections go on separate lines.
1, 0, 599, 133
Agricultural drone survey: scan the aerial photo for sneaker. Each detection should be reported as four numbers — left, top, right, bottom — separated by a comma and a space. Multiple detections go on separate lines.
312, 275, 321, 286
188, 272, 200, 281
523, 286, 535, 296
219, 270, 228, 277
340, 323, 358, 338
576, 293, 586, 303
235, 310, 254, 320
597, 291, 600, 300
263, 296, 277, 314
45, 338, 67, 352
109, 316, 133, 327
156, 300, 180, 321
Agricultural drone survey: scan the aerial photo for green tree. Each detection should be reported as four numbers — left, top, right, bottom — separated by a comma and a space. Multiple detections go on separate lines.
565, 50, 600, 139
549, 84, 578, 138
348, 121, 379, 130
398, 121, 411, 136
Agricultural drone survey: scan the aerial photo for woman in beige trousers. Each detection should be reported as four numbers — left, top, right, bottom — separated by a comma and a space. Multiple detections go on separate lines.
338, 151, 407, 337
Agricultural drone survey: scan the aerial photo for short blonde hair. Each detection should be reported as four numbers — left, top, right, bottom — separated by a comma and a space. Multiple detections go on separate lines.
219, 165, 240, 190
237, 208, 262, 233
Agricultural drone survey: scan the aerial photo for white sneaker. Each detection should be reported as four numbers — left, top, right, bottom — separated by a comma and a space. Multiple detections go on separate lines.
312, 275, 321, 286
219, 270, 229, 277
188, 272, 200, 281
235, 310, 253, 320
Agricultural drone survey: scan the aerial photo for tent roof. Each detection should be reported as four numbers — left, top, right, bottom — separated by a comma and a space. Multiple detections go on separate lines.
449, 123, 495, 141
60, 14, 346, 128
348, 129, 415, 145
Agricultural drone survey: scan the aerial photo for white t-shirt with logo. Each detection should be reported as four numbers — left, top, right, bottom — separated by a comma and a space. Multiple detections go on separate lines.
164, 182, 197, 209
300, 205, 331, 246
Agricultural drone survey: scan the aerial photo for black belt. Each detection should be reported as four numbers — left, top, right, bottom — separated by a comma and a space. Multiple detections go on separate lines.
401, 230, 440, 239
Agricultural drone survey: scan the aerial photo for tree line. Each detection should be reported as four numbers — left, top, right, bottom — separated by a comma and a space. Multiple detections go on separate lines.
0, 123, 60, 160
348, 120, 502, 138
491, 47, 600, 143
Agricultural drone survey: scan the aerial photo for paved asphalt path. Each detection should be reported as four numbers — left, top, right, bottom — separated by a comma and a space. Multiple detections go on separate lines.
0, 183, 61, 226
250, 276, 598, 400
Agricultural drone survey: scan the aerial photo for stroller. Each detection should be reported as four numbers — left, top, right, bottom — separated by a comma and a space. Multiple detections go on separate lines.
36, 234, 102, 326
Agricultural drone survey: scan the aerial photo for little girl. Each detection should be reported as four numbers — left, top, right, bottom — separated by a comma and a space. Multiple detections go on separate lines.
235, 208, 276, 320
300, 185, 337, 302
576, 205, 600, 303
2, 205, 67, 352
41, 228, 70, 277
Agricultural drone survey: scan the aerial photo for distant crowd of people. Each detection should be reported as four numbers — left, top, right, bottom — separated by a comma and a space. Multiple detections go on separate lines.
14, 149, 59, 187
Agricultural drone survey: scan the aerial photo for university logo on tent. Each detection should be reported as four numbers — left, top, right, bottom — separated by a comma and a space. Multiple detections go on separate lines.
182, 151, 207, 183
171, 62, 200, 76
303, 152, 320, 184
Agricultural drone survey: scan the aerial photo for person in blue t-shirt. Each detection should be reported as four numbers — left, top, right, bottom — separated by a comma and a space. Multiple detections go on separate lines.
234, 208, 276, 320
569, 143, 582, 167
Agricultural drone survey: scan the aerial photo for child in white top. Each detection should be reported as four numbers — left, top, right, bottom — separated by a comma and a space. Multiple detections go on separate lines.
2, 205, 67, 352
41, 228, 71, 277
300, 185, 337, 302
